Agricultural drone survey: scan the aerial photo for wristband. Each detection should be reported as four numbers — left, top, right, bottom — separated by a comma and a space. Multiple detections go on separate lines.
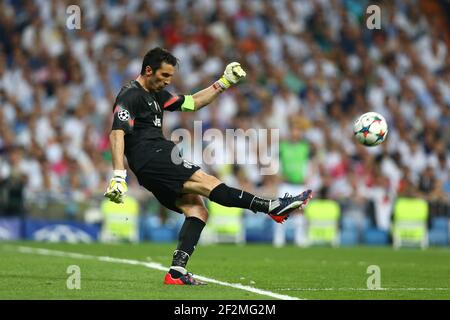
213, 81, 224, 92
216, 76, 230, 90
113, 170, 127, 178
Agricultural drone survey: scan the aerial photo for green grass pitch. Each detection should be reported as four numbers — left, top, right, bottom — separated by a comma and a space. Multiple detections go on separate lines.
1, 241, 449, 300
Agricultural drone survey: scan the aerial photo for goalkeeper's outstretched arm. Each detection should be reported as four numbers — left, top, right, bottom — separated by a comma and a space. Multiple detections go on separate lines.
191, 62, 246, 111
104, 129, 128, 203
110, 129, 126, 172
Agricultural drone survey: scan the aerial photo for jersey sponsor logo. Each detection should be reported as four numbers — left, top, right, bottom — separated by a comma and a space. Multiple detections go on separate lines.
118, 109, 130, 121
153, 115, 162, 127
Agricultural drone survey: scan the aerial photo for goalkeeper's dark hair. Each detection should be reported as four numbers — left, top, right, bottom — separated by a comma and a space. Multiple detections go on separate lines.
140, 47, 178, 75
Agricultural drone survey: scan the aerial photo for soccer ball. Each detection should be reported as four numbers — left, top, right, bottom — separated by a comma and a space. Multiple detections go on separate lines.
353, 112, 388, 146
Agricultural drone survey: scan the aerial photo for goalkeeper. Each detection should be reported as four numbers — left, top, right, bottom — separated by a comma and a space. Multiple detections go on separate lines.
104, 47, 312, 285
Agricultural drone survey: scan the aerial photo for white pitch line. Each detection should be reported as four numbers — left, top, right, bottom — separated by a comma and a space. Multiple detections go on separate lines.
6, 245, 302, 300
279, 288, 450, 292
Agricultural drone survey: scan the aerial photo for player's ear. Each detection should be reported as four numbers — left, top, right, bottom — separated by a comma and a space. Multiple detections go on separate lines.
145, 65, 153, 76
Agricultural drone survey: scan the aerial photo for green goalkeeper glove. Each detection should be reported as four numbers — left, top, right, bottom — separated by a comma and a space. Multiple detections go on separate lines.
217, 62, 247, 90
104, 170, 128, 204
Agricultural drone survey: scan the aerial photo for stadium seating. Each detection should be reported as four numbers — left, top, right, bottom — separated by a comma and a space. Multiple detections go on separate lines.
339, 215, 359, 246
141, 215, 178, 243
363, 228, 390, 246
148, 226, 177, 243
341, 215, 358, 231
428, 217, 449, 246
244, 213, 273, 243
340, 229, 359, 246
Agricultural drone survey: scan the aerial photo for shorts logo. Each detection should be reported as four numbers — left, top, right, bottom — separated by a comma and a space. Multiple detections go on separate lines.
118, 109, 130, 121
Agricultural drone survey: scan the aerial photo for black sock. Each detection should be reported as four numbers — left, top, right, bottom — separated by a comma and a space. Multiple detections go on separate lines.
169, 216, 205, 278
209, 183, 275, 213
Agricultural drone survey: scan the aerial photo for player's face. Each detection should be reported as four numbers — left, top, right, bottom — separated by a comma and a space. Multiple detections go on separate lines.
146, 62, 175, 92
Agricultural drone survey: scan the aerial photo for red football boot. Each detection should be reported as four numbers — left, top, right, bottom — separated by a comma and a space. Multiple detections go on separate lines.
164, 272, 207, 285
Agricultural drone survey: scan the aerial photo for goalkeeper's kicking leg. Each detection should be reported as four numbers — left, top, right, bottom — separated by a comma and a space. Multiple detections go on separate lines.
184, 170, 313, 223
164, 170, 312, 285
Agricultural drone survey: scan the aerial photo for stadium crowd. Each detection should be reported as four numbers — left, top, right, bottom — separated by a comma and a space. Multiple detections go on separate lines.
0, 0, 449, 234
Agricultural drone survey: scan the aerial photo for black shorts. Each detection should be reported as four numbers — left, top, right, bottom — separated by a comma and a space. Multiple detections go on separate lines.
135, 140, 200, 213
